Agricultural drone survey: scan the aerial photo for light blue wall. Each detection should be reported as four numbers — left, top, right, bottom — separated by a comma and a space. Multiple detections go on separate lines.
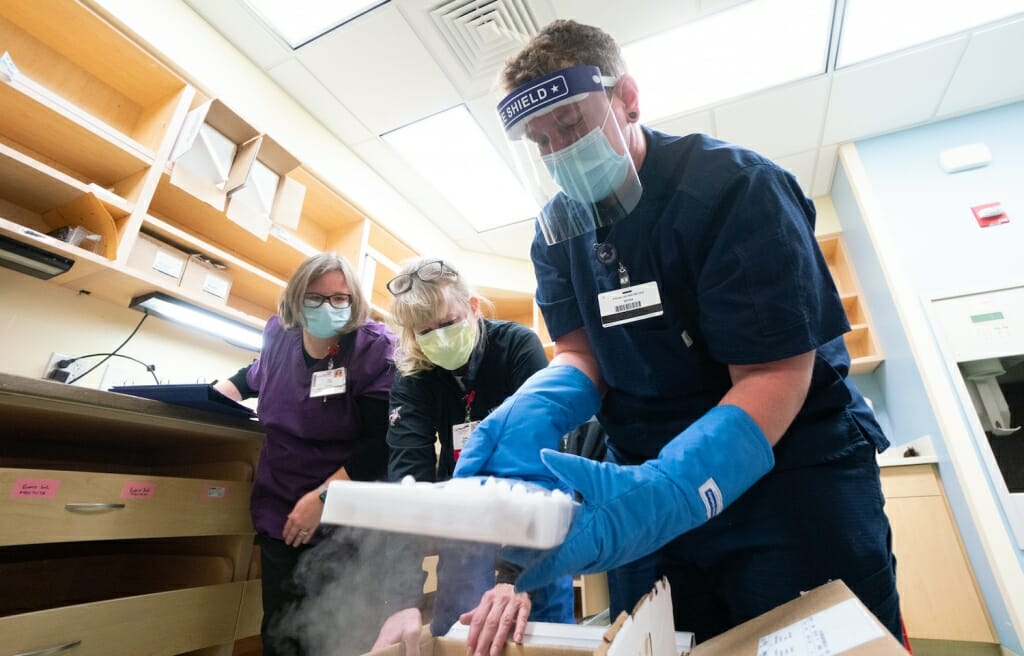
832, 101, 1024, 651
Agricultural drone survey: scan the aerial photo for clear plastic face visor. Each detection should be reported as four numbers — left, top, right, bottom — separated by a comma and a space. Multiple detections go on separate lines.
498, 65, 642, 245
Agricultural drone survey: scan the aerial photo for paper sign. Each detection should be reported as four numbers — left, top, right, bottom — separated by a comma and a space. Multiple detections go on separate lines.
204, 484, 228, 499
121, 481, 156, 498
757, 598, 883, 656
11, 478, 61, 498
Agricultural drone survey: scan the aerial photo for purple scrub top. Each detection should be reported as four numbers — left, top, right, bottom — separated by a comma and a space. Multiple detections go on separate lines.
247, 315, 395, 540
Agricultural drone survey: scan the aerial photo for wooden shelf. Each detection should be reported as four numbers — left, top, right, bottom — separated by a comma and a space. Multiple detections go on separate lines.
818, 234, 883, 374
150, 173, 310, 281
0, 74, 154, 184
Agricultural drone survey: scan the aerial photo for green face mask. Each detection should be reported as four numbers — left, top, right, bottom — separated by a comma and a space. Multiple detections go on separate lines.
415, 319, 476, 370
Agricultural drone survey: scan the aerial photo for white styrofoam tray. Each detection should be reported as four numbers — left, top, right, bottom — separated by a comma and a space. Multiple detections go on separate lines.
319, 476, 576, 548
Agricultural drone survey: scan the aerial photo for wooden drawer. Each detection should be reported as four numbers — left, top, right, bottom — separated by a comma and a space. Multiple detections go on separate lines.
1, 468, 252, 546
879, 464, 940, 499
0, 582, 244, 656
235, 579, 263, 639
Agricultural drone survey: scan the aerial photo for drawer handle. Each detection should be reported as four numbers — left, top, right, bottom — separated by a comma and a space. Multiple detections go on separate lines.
64, 502, 126, 512
14, 640, 82, 656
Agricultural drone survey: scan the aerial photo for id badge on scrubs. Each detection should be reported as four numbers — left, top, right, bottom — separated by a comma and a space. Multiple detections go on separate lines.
310, 367, 346, 398
452, 420, 480, 451
598, 281, 664, 327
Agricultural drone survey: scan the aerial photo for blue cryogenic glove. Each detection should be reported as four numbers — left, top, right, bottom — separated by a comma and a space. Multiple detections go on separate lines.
512, 405, 775, 593
454, 365, 601, 487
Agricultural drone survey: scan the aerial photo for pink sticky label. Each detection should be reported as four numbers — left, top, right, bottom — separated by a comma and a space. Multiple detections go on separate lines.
11, 478, 61, 498
203, 484, 228, 499
121, 481, 156, 499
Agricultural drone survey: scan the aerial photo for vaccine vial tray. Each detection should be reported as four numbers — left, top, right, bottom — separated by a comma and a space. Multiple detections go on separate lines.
320, 476, 576, 549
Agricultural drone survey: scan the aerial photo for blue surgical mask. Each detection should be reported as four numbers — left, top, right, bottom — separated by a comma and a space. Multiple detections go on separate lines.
302, 305, 351, 339
542, 126, 631, 204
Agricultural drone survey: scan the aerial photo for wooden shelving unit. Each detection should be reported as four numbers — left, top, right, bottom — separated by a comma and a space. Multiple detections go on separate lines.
0, 373, 263, 656
817, 233, 884, 374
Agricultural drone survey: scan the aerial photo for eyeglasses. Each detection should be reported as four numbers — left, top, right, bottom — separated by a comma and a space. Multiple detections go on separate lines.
302, 293, 352, 309
387, 260, 458, 296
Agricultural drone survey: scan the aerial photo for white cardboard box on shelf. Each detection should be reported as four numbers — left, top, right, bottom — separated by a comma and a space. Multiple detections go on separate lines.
225, 134, 305, 238
168, 99, 260, 210
179, 254, 233, 304
126, 233, 189, 284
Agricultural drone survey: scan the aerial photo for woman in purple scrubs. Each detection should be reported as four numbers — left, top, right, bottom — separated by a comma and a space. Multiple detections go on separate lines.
216, 252, 396, 656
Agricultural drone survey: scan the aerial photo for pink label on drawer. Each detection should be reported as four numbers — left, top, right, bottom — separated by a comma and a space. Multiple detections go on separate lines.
121, 481, 156, 498
203, 484, 228, 499
11, 478, 61, 498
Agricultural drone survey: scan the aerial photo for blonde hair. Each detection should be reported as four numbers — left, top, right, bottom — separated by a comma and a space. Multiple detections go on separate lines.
278, 252, 368, 333
388, 256, 492, 376
501, 19, 627, 92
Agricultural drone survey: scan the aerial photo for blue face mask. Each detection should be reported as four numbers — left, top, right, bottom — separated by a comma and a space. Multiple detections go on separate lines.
302, 305, 351, 339
542, 126, 631, 204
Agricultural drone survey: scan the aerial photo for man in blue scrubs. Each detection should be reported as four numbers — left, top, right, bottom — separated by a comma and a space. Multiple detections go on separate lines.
454, 19, 903, 647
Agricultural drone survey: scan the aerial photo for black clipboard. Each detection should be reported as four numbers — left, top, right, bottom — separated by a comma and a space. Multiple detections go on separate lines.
110, 384, 256, 419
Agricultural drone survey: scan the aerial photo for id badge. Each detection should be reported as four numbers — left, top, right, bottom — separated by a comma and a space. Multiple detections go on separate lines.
310, 367, 347, 398
452, 420, 480, 451
598, 281, 664, 327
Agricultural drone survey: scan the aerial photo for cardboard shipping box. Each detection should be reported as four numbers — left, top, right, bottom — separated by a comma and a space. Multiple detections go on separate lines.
363, 579, 906, 656
179, 254, 233, 305
126, 233, 189, 284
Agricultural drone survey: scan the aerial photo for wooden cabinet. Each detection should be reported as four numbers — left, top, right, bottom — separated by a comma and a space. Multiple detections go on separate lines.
817, 233, 884, 374
0, 0, 392, 337
881, 464, 997, 644
0, 373, 263, 656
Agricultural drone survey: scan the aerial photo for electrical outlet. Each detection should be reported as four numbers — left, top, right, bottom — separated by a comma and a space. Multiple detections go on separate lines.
44, 352, 90, 383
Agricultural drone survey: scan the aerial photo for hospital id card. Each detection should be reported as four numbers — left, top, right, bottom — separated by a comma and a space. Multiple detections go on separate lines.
310, 367, 347, 398
452, 420, 480, 451
598, 281, 663, 327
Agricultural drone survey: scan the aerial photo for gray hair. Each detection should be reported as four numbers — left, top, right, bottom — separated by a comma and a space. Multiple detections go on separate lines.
388, 255, 491, 376
279, 252, 368, 332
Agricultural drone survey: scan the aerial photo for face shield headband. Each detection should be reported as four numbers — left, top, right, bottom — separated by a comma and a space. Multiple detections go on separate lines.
497, 65, 643, 245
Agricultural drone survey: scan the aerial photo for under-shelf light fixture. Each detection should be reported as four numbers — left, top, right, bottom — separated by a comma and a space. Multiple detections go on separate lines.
0, 234, 74, 280
129, 292, 263, 352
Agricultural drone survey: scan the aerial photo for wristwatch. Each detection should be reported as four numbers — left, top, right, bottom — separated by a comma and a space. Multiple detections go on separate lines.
318, 483, 329, 504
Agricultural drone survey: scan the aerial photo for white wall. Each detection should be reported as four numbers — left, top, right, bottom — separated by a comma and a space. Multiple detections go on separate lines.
0, 267, 253, 387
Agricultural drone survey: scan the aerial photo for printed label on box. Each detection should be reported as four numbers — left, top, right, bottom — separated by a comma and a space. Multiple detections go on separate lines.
757, 598, 883, 656
202, 273, 230, 299
153, 250, 185, 278
204, 484, 228, 499
121, 481, 156, 499
11, 478, 60, 498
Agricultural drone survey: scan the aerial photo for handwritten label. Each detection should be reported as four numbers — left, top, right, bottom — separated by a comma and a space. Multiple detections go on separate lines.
11, 478, 61, 498
203, 484, 228, 499
121, 481, 156, 499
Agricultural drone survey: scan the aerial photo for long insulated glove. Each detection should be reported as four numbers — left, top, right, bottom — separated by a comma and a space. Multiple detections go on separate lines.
512, 405, 775, 593
453, 365, 601, 487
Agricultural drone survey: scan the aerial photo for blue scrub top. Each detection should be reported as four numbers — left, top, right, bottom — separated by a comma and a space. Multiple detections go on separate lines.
532, 128, 887, 468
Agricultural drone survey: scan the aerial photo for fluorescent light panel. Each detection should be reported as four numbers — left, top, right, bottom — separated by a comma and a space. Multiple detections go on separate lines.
131, 292, 263, 352
242, 0, 386, 48
0, 235, 74, 280
623, 0, 832, 121
382, 105, 539, 233
839, 0, 1024, 67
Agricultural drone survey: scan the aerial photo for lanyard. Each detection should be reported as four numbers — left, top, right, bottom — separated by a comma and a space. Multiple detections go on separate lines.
322, 344, 340, 404
464, 390, 476, 423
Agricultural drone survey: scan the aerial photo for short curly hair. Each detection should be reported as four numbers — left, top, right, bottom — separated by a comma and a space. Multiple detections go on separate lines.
501, 20, 627, 92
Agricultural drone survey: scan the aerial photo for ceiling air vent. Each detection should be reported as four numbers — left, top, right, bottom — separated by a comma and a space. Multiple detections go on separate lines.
429, 0, 539, 79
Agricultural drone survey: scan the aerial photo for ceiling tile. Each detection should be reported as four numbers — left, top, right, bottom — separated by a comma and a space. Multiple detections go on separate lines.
772, 150, 816, 196
184, 0, 292, 70
648, 110, 716, 138
823, 38, 968, 145
552, 0, 701, 43
296, 4, 462, 135
714, 75, 829, 158
267, 59, 374, 145
476, 221, 536, 260
811, 144, 838, 197
937, 18, 1024, 118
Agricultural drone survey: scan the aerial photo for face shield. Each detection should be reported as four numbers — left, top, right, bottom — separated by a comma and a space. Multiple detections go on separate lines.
498, 65, 642, 245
